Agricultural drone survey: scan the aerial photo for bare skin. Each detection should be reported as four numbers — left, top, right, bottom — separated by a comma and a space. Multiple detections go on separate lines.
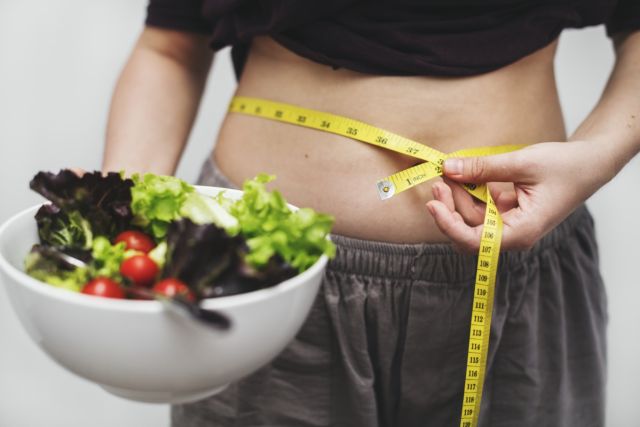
103, 28, 640, 247
213, 36, 565, 243
428, 31, 640, 251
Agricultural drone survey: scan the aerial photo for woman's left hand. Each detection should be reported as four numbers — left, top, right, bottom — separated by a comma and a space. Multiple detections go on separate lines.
425, 140, 616, 252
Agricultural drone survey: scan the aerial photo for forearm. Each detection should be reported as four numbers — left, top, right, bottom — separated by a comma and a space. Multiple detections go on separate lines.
103, 27, 214, 175
570, 31, 640, 180
433, 33, 640, 250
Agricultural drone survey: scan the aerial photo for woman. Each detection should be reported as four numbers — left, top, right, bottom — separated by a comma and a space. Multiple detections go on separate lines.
103, 1, 640, 426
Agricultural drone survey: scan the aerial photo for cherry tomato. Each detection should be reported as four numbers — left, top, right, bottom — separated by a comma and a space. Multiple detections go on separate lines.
120, 255, 159, 286
114, 230, 155, 253
81, 277, 124, 299
153, 278, 195, 302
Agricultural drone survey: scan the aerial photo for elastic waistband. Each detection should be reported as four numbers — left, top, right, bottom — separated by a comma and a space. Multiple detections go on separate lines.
329, 204, 592, 283
198, 156, 594, 284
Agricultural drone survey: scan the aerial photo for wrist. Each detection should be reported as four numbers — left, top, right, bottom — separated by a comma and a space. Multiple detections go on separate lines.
570, 109, 640, 181
569, 133, 638, 185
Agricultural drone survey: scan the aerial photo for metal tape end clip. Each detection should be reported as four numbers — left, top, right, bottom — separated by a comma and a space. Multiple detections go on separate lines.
376, 180, 395, 200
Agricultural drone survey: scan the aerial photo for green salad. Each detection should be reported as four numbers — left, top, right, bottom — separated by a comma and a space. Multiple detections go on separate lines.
25, 170, 335, 300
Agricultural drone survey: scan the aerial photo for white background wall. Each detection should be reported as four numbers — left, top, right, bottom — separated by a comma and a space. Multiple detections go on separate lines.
0, 1, 638, 426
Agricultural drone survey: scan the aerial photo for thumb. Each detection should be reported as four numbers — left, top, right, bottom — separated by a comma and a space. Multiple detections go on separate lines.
443, 152, 524, 183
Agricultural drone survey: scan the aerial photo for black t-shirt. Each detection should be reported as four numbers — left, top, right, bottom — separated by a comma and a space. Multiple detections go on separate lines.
145, 0, 640, 77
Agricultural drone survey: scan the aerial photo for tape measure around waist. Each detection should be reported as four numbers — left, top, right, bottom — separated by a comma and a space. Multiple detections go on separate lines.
229, 96, 521, 427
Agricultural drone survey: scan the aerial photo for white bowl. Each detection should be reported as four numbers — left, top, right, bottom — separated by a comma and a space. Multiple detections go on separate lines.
0, 186, 327, 404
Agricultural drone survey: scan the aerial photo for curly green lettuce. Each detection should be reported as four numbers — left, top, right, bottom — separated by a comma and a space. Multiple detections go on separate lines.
130, 173, 194, 239
231, 174, 336, 272
24, 246, 90, 292
90, 236, 128, 280
180, 192, 239, 233
130, 173, 239, 239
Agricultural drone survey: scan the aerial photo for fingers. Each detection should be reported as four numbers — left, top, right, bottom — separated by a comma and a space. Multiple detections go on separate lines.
499, 204, 549, 251
426, 200, 483, 253
69, 168, 86, 177
427, 201, 541, 252
430, 181, 514, 247
488, 183, 519, 213
433, 180, 509, 227
428, 181, 542, 252
433, 179, 520, 223
492, 188, 518, 212
431, 181, 455, 212
428, 176, 549, 252
443, 178, 486, 226
443, 151, 530, 184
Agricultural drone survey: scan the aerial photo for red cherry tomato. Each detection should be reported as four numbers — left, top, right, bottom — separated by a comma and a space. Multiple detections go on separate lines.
114, 230, 155, 253
120, 255, 159, 286
153, 278, 195, 302
81, 277, 124, 299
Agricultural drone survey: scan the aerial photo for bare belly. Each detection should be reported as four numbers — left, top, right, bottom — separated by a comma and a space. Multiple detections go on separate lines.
213, 36, 566, 243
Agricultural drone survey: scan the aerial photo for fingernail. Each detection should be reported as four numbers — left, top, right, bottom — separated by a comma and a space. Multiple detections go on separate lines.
432, 183, 440, 197
426, 203, 435, 216
444, 159, 463, 175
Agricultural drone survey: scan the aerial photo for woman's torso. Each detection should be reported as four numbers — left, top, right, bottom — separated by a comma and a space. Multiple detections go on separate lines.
213, 36, 566, 243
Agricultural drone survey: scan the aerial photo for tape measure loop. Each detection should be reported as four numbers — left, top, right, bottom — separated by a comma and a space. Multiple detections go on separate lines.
230, 96, 516, 427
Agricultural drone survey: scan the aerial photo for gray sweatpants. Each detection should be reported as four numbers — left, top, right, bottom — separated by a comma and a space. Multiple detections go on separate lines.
172, 158, 607, 427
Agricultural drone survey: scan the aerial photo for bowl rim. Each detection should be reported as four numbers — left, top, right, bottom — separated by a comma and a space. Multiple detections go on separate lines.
0, 187, 329, 313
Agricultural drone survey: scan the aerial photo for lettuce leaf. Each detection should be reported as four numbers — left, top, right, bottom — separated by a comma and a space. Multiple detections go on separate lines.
230, 174, 335, 272
24, 238, 136, 292
35, 204, 93, 250
130, 173, 194, 239
204, 251, 297, 298
180, 192, 239, 233
162, 218, 237, 296
90, 236, 128, 280
130, 172, 334, 271
30, 170, 133, 239
148, 241, 167, 270
162, 218, 298, 298
24, 245, 91, 292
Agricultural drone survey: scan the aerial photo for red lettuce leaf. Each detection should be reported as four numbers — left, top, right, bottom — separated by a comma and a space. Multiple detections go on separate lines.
30, 170, 134, 239
162, 218, 297, 299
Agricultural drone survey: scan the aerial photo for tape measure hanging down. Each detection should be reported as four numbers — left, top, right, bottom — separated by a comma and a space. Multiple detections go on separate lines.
229, 96, 522, 427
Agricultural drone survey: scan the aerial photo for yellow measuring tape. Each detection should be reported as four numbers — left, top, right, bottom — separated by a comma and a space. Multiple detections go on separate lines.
229, 96, 522, 427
